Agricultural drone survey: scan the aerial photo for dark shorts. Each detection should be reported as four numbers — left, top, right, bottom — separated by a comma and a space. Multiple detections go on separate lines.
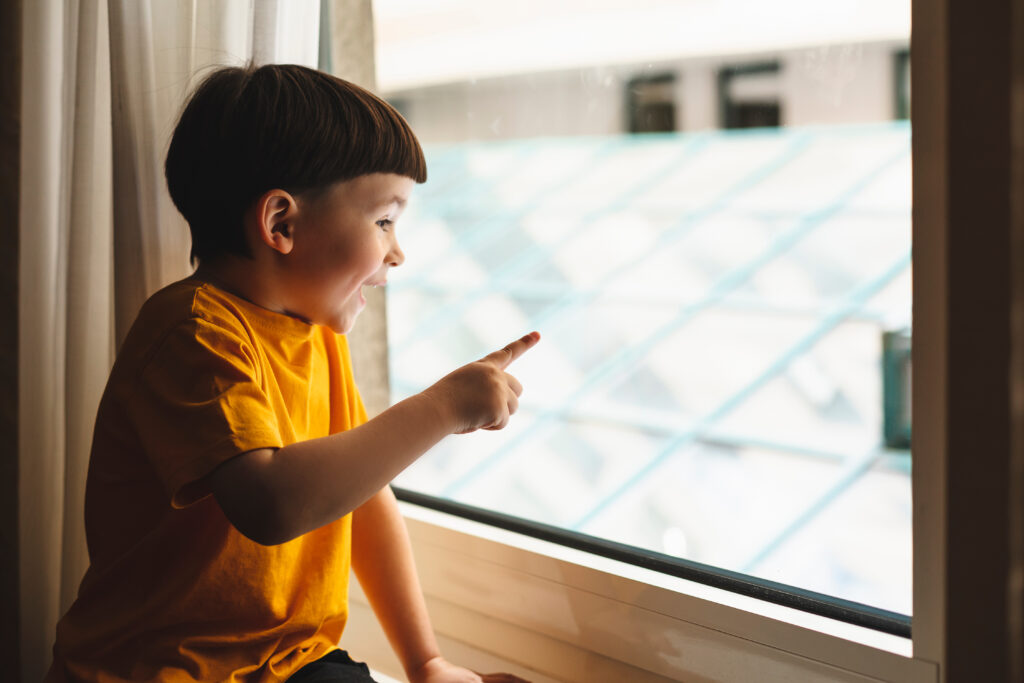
287, 650, 378, 682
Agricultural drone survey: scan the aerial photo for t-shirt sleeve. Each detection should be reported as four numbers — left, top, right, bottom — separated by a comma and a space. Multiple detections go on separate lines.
128, 317, 283, 508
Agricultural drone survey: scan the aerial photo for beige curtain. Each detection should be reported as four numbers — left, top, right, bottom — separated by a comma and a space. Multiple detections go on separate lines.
19, 4, 115, 681
17, 2, 382, 681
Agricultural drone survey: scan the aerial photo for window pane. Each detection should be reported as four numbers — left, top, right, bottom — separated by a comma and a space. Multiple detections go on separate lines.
376, 0, 912, 616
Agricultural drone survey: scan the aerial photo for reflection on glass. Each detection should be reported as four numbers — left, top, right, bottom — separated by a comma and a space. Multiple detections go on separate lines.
377, 0, 912, 615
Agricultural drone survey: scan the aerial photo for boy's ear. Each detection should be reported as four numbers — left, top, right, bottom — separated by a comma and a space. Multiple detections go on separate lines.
254, 189, 298, 255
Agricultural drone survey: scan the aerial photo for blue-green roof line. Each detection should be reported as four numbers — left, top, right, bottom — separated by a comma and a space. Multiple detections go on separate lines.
415, 140, 559, 209
390, 134, 718, 350
569, 252, 910, 531
393, 130, 810, 354
438, 144, 909, 499
737, 444, 887, 574
393, 136, 630, 295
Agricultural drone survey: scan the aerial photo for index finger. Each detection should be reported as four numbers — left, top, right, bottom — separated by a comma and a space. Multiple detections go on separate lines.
482, 331, 541, 369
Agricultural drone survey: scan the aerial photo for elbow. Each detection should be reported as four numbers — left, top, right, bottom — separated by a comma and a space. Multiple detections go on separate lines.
224, 484, 302, 546
232, 509, 297, 546
209, 451, 302, 546
207, 446, 360, 545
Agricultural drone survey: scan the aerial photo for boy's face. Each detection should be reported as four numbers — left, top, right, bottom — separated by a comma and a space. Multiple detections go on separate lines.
284, 173, 413, 334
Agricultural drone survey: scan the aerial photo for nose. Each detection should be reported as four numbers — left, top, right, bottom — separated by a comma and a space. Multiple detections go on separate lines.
387, 235, 405, 267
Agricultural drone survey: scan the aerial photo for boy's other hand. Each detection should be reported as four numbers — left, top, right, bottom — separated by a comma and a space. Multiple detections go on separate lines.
423, 332, 540, 434
410, 655, 532, 683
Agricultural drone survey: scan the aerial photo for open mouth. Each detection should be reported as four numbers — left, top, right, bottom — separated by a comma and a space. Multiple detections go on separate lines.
359, 281, 385, 306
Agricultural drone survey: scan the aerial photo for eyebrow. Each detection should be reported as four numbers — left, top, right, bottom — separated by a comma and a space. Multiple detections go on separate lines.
369, 194, 409, 215
374, 194, 407, 210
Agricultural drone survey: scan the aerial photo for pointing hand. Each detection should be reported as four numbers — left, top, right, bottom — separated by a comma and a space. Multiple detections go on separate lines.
424, 332, 541, 434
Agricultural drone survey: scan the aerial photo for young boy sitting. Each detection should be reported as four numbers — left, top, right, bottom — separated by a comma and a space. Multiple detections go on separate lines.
46, 63, 539, 683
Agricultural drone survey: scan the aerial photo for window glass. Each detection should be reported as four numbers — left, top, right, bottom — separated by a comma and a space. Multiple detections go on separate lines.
376, 0, 912, 616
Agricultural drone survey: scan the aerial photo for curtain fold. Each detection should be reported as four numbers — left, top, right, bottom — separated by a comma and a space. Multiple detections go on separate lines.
19, 0, 79, 679
18, 2, 342, 680
108, 0, 186, 344
61, 0, 114, 616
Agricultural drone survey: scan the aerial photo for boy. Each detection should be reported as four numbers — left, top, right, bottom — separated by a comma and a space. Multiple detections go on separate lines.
47, 63, 538, 683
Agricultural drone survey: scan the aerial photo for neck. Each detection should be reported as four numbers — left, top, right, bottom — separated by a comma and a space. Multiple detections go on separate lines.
192, 256, 289, 317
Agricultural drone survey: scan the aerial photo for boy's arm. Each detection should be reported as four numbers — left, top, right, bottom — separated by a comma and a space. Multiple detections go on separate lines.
352, 486, 530, 683
205, 332, 539, 547
351, 486, 438, 675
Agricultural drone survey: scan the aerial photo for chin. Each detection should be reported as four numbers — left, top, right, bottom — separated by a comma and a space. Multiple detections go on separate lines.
327, 314, 358, 335
325, 321, 354, 335
322, 299, 365, 335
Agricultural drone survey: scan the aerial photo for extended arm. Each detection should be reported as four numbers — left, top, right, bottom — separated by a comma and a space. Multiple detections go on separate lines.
205, 332, 539, 546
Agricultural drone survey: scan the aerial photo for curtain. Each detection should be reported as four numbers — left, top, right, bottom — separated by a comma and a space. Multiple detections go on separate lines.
19, 4, 114, 681
18, 2, 378, 681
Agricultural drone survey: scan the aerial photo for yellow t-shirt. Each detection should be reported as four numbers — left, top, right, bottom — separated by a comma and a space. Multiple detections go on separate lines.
48, 279, 368, 683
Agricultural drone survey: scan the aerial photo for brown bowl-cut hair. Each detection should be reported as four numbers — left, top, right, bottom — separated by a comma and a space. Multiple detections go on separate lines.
165, 63, 427, 264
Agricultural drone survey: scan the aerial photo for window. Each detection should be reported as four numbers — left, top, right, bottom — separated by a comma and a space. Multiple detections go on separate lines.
375, 0, 912, 635
894, 49, 910, 120
627, 73, 678, 133
882, 328, 911, 449
718, 62, 782, 129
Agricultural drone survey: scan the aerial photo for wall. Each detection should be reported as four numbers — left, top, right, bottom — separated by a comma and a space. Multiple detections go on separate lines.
386, 40, 906, 143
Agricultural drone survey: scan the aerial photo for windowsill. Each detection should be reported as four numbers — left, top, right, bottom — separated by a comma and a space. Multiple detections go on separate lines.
385, 500, 937, 682
399, 501, 911, 655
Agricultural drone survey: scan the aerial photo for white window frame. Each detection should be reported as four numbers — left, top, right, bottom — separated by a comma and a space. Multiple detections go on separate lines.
345, 1, 1024, 680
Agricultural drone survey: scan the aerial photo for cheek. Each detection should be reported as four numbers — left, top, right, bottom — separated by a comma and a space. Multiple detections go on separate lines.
302, 232, 384, 292
354, 234, 389, 270
315, 240, 368, 279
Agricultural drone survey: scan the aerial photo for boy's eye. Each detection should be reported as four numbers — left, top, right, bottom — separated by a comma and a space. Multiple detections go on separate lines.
375, 218, 393, 231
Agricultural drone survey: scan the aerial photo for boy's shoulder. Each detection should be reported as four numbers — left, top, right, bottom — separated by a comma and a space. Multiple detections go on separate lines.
119, 278, 338, 372
114, 279, 261, 373
127, 278, 243, 342
143, 278, 259, 329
